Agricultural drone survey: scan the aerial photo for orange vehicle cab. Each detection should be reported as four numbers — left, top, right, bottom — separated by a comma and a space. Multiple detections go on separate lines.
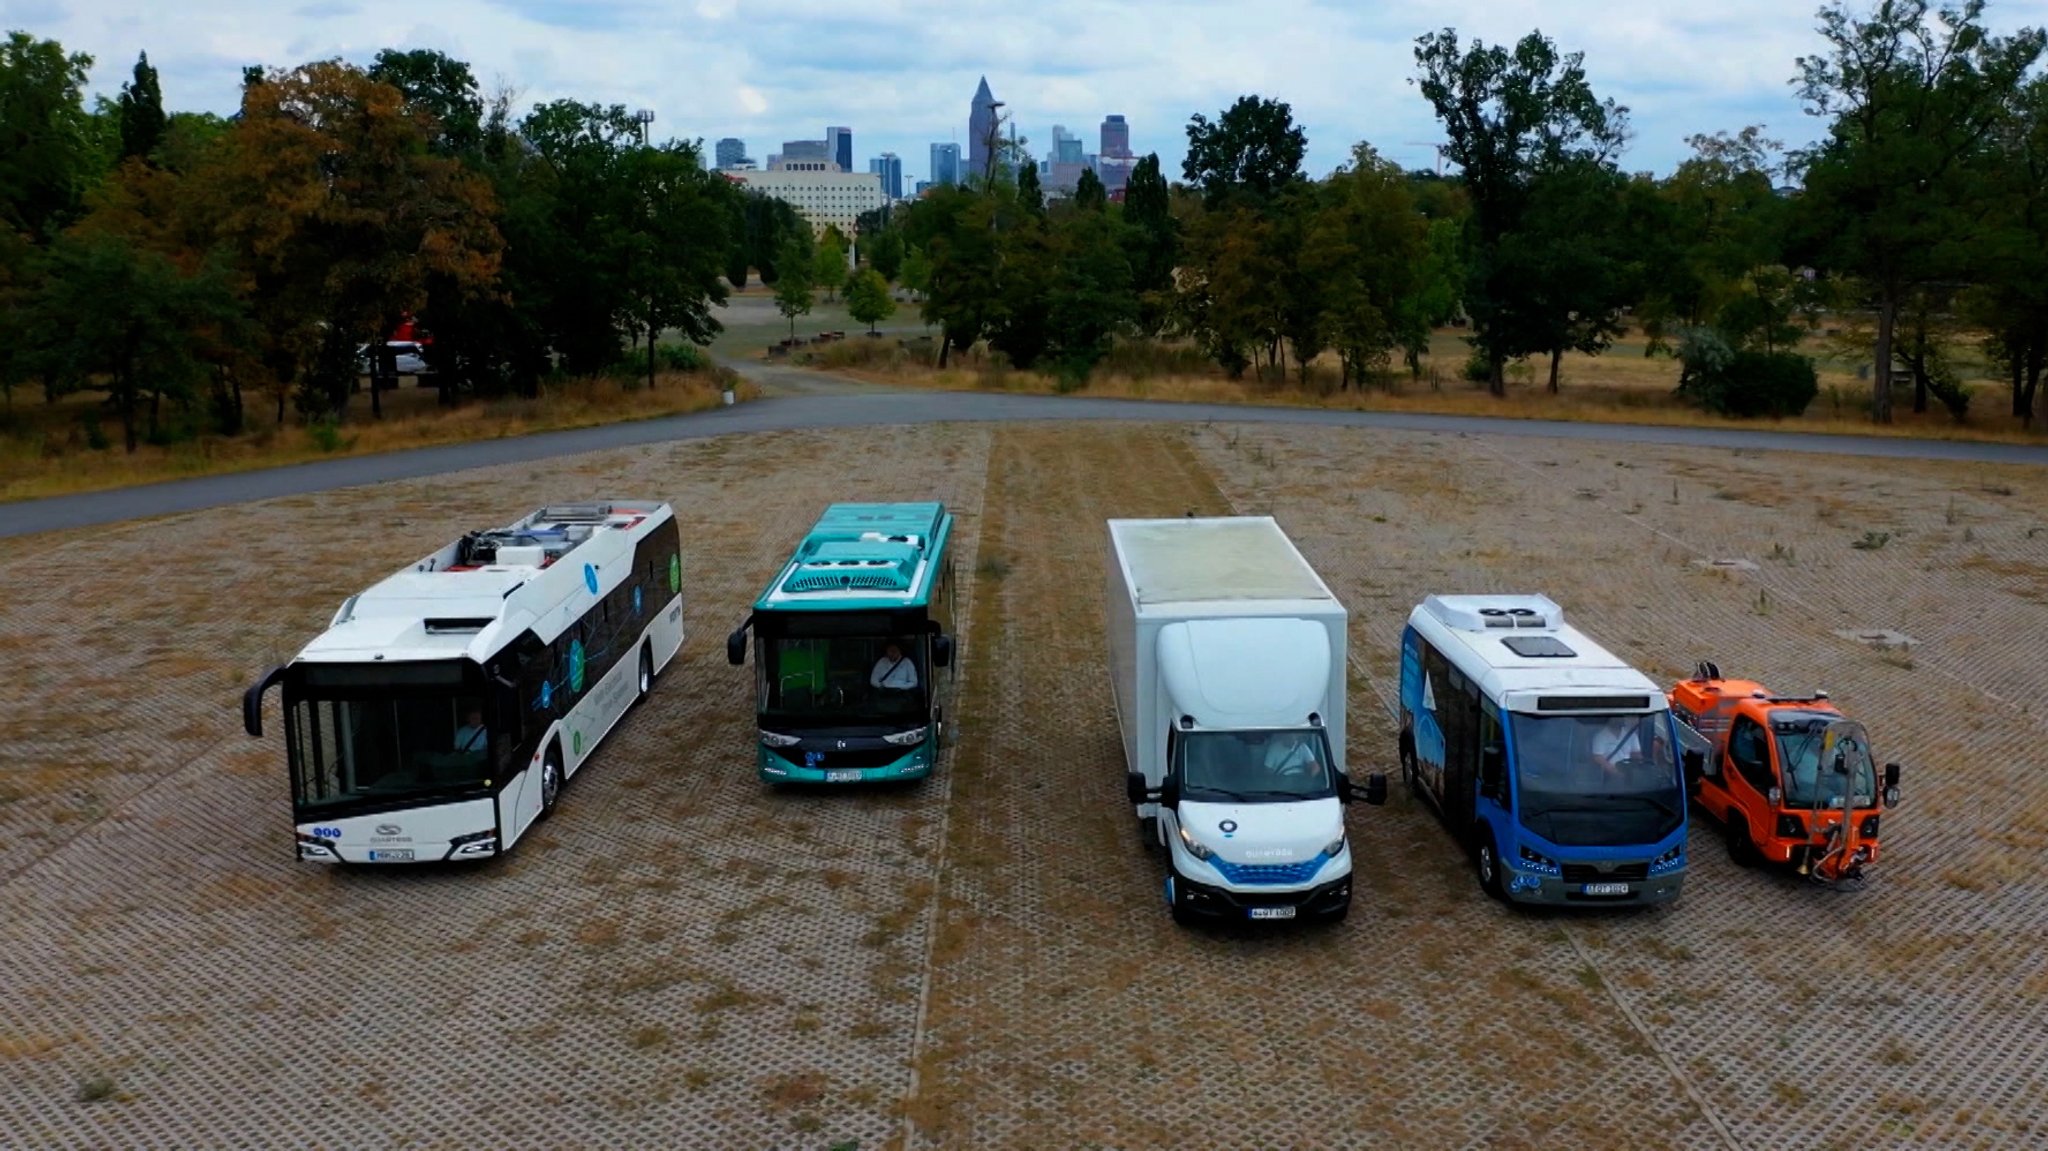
1668, 663, 1902, 883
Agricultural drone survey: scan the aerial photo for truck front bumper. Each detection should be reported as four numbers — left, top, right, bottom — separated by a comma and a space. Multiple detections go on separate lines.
1168, 871, 1352, 922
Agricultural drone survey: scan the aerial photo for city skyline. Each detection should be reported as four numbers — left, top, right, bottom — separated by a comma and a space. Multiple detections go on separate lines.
23, 1, 1966, 181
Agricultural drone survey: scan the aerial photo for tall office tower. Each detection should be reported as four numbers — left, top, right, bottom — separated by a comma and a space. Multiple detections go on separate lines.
929, 142, 961, 186
827, 127, 852, 176
868, 153, 903, 200
968, 76, 998, 179
1100, 114, 1130, 158
715, 137, 748, 168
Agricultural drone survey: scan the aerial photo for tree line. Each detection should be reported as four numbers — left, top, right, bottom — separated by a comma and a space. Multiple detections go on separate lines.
0, 40, 814, 451
864, 1, 2048, 424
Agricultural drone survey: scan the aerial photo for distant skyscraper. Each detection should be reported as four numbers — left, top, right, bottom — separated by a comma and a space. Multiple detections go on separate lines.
827, 127, 852, 176
715, 137, 748, 168
1052, 125, 1083, 167
968, 76, 998, 181
930, 142, 961, 186
772, 139, 835, 172
868, 153, 903, 200
1100, 114, 1130, 158
1098, 114, 1135, 194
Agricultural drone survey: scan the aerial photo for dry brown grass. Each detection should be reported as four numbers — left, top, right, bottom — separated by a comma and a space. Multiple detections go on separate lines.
831, 331, 2048, 446
0, 369, 756, 502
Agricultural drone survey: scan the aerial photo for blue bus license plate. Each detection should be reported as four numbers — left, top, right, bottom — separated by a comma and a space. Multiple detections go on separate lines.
1582, 882, 1630, 896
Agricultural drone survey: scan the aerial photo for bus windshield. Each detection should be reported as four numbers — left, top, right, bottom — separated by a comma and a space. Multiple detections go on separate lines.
288, 666, 500, 813
759, 634, 927, 726
1177, 729, 1336, 804
1510, 711, 1685, 847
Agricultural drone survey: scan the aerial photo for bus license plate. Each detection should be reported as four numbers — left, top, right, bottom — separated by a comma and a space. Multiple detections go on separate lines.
369, 849, 415, 862
1248, 906, 1297, 920
825, 770, 863, 783
1582, 882, 1630, 896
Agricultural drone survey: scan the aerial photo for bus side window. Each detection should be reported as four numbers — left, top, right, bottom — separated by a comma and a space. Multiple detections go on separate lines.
1478, 701, 1505, 801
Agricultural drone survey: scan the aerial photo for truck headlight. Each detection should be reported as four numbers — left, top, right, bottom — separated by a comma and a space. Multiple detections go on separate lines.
881, 726, 929, 746
1177, 824, 1214, 861
1518, 846, 1561, 876
1322, 833, 1347, 859
758, 729, 802, 748
1649, 845, 1685, 875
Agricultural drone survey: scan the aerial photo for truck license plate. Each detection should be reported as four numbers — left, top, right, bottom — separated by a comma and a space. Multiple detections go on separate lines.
1582, 882, 1630, 896
1247, 906, 1297, 920
368, 849, 414, 862
825, 770, 863, 783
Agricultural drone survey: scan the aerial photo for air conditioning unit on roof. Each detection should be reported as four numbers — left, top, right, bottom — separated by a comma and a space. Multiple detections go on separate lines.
1423, 593, 1565, 633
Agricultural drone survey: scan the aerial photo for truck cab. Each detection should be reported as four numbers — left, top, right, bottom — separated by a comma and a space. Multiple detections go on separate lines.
1670, 666, 1902, 883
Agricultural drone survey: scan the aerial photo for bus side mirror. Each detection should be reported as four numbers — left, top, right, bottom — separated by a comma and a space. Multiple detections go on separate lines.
1682, 749, 1705, 786
933, 634, 954, 668
243, 665, 286, 738
726, 627, 748, 667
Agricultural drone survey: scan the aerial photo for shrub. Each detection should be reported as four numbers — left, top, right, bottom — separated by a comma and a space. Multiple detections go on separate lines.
307, 418, 346, 453
1678, 331, 1817, 419
1462, 350, 1493, 384
658, 344, 708, 373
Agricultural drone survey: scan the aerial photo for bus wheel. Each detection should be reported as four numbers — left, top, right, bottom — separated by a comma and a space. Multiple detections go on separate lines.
636, 646, 653, 703
1401, 746, 1420, 798
1475, 834, 1506, 901
540, 746, 562, 817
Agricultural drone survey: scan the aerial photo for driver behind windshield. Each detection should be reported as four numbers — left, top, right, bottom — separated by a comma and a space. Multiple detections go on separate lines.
869, 640, 919, 692
1262, 733, 1328, 787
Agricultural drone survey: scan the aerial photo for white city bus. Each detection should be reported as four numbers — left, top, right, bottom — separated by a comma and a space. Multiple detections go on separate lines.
243, 502, 685, 863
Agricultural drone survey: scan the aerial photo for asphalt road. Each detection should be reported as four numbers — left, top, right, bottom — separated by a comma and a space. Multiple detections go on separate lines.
5, 361, 2044, 539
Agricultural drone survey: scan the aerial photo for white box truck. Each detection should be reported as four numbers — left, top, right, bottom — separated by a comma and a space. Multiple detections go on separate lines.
1109, 517, 1386, 925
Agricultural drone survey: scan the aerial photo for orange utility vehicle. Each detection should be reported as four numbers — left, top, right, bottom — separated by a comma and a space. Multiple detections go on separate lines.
1669, 662, 1902, 883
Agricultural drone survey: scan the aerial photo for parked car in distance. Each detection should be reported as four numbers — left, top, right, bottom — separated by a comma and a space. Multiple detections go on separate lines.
357, 341, 432, 377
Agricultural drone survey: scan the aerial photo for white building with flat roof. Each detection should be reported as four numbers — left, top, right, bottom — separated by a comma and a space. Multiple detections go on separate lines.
728, 169, 886, 238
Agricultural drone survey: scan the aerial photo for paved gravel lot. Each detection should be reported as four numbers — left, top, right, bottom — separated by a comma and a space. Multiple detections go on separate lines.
2, 422, 2044, 1149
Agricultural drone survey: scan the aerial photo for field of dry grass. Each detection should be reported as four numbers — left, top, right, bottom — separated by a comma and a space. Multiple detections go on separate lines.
1, 421, 2044, 1148
818, 328, 2048, 447
0, 369, 751, 503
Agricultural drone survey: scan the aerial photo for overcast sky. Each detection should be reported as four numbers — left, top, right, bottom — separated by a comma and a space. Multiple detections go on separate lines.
12, 0, 2048, 184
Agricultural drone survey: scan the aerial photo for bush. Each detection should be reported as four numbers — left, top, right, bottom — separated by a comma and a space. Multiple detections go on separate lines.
1462, 350, 1494, 384
658, 344, 709, 373
1683, 349, 1818, 419
1095, 338, 1212, 380
308, 418, 346, 453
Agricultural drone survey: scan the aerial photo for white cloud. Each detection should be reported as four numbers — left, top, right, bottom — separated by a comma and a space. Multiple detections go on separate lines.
24, 0, 2048, 183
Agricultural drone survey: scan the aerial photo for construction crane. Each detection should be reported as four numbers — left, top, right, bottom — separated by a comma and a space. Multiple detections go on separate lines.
1405, 141, 1448, 177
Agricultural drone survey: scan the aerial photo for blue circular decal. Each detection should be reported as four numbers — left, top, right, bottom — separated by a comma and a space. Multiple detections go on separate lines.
583, 563, 600, 595
633, 585, 643, 615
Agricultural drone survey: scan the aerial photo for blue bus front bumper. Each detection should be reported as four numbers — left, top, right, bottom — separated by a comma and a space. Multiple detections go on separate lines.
1503, 865, 1685, 906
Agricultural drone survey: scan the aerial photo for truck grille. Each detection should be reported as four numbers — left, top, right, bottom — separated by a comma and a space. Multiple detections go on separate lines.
1210, 856, 1326, 886
1562, 862, 1649, 884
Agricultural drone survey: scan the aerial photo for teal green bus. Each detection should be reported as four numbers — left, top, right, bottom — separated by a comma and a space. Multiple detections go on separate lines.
726, 503, 958, 784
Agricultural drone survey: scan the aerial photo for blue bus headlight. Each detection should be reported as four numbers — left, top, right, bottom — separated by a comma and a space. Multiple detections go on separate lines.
1517, 845, 1561, 876
882, 726, 929, 747
759, 730, 802, 748
1649, 845, 1685, 875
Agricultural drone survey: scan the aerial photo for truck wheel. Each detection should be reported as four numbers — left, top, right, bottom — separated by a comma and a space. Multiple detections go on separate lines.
1165, 873, 1196, 926
1321, 893, 1352, 925
1138, 815, 1160, 852
1726, 816, 1760, 867
1475, 834, 1506, 901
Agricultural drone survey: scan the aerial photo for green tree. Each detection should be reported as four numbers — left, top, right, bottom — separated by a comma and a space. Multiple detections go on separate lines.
367, 49, 485, 155
1971, 75, 2048, 423
1073, 167, 1107, 211
989, 210, 1055, 369
0, 32, 96, 239
1495, 156, 1636, 391
1016, 163, 1044, 216
1046, 210, 1136, 386
26, 231, 237, 451
1304, 144, 1433, 388
905, 186, 1000, 364
869, 227, 906, 283
773, 238, 814, 339
1182, 95, 1307, 206
1120, 153, 1177, 336
813, 230, 848, 301
618, 140, 736, 389
116, 51, 167, 163
1179, 206, 1281, 378
1414, 28, 1629, 395
1792, 0, 2045, 422
846, 267, 896, 334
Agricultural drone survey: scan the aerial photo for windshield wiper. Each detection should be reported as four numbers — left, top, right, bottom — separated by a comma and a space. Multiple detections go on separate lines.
1202, 788, 1325, 802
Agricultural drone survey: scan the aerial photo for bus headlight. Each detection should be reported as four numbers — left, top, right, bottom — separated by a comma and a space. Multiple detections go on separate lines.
758, 729, 802, 748
1649, 845, 1685, 875
449, 830, 498, 858
882, 727, 929, 746
1517, 846, 1561, 876
294, 832, 336, 860
1177, 824, 1215, 861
